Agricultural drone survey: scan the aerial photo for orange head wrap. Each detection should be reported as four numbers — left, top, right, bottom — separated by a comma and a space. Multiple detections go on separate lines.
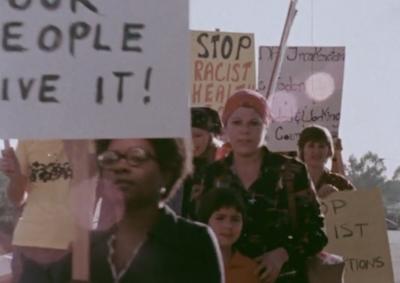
222, 89, 270, 125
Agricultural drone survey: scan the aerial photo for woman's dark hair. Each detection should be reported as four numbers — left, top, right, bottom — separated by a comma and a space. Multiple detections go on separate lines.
297, 125, 334, 161
197, 188, 246, 224
191, 107, 222, 134
95, 138, 191, 200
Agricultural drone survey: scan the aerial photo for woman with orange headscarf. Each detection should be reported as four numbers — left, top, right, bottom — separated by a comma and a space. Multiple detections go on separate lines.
201, 89, 327, 283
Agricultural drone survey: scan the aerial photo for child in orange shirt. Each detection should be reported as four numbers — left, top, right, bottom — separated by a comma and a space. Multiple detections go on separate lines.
198, 188, 261, 283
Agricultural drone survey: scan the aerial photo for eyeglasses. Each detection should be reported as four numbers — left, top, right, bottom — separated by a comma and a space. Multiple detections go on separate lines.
97, 147, 157, 168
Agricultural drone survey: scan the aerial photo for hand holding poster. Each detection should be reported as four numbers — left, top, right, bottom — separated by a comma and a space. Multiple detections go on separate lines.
191, 30, 256, 113
0, 0, 190, 139
322, 189, 395, 283
259, 46, 345, 152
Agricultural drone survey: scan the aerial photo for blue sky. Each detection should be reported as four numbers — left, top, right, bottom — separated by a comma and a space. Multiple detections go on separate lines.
190, 0, 400, 178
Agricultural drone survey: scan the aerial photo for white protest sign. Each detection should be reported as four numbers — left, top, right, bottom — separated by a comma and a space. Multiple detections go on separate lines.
322, 189, 395, 283
191, 30, 256, 113
0, 0, 190, 139
259, 46, 345, 152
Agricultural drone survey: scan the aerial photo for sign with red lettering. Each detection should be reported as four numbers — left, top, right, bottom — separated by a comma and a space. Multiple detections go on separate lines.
0, 0, 190, 138
191, 30, 256, 113
259, 46, 345, 152
322, 189, 395, 283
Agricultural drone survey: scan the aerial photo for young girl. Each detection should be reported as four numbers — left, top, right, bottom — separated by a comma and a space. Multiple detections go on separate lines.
198, 188, 260, 283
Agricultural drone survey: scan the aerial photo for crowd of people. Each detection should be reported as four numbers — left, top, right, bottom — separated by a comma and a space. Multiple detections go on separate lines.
0, 88, 356, 283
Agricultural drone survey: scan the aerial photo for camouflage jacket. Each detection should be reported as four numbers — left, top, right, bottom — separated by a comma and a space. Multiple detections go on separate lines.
202, 147, 328, 269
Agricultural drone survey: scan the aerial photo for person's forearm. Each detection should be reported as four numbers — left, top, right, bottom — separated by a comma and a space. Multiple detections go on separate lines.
7, 175, 28, 206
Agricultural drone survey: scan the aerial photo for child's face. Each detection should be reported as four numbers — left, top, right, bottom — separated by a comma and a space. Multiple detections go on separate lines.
208, 206, 243, 249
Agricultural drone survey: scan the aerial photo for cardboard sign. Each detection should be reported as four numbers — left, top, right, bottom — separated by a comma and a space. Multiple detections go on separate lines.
259, 46, 345, 152
322, 189, 395, 283
191, 30, 256, 113
0, 0, 190, 139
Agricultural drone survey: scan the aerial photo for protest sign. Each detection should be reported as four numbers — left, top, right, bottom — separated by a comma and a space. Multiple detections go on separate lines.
0, 0, 190, 139
191, 30, 256, 113
259, 46, 345, 152
322, 189, 395, 283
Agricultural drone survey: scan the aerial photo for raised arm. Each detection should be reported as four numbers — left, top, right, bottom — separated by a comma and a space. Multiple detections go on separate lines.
0, 146, 28, 206
283, 161, 328, 259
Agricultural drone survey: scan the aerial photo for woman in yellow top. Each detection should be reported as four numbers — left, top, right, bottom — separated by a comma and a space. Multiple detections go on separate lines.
0, 140, 77, 283
199, 188, 261, 283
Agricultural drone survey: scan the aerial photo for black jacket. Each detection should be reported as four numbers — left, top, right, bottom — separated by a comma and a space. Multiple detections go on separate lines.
46, 206, 224, 283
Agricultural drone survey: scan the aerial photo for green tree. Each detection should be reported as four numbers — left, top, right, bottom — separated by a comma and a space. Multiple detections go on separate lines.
382, 180, 400, 205
384, 166, 400, 208
346, 152, 400, 221
392, 166, 400, 181
346, 151, 387, 190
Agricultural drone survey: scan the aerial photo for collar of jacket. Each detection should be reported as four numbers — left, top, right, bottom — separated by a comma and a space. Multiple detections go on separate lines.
99, 205, 195, 249
221, 146, 284, 176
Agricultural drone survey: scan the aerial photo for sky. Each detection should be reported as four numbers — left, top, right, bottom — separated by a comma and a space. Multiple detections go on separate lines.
190, 0, 400, 178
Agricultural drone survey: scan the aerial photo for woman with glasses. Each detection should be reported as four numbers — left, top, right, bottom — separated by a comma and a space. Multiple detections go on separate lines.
56, 138, 224, 283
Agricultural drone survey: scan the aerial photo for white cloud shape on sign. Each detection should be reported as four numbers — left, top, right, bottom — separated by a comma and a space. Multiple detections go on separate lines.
305, 72, 335, 102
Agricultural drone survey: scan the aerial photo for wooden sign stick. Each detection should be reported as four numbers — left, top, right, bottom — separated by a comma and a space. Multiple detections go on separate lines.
3, 140, 10, 149
265, 0, 298, 99
64, 140, 97, 283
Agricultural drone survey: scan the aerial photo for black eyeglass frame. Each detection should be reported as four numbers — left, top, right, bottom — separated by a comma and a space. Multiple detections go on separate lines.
97, 147, 157, 168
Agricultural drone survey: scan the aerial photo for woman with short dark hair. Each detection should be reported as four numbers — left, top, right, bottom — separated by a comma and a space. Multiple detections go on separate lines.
96, 138, 189, 201
297, 125, 355, 198
181, 107, 223, 218
51, 138, 224, 283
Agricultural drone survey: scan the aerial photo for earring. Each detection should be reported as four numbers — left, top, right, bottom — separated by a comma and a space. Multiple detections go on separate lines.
160, 187, 167, 196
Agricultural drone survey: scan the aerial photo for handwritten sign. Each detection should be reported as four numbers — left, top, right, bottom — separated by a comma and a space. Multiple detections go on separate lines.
0, 0, 190, 139
322, 189, 395, 283
258, 46, 345, 151
191, 30, 256, 113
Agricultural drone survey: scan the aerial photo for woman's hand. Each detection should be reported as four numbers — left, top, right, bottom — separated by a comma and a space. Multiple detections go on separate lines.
318, 184, 339, 199
1, 148, 28, 205
255, 247, 289, 283
0, 148, 22, 179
